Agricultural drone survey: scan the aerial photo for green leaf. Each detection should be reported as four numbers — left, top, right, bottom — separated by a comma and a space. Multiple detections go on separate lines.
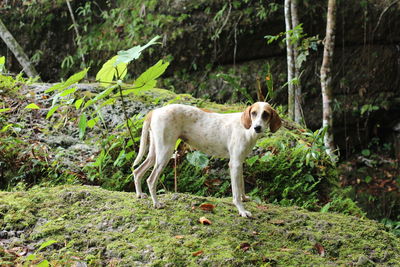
36, 260, 49, 267
175, 138, 182, 150
187, 151, 209, 169
75, 97, 85, 109
38, 240, 58, 251
0, 107, 10, 113
45, 68, 88, 93
46, 105, 59, 119
96, 56, 127, 87
320, 202, 331, 213
132, 59, 169, 91
246, 155, 259, 166
87, 117, 99, 128
59, 87, 77, 97
78, 113, 87, 139
361, 149, 370, 157
25, 254, 37, 261
25, 103, 40, 109
115, 36, 160, 65
0, 56, 5, 72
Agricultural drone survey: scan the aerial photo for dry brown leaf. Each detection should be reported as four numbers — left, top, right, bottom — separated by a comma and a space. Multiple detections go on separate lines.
257, 205, 269, 211
199, 216, 212, 225
192, 250, 204, 256
174, 235, 184, 239
314, 243, 325, 257
199, 203, 215, 212
240, 242, 251, 251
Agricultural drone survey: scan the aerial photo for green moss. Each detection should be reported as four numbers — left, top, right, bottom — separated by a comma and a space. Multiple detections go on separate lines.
0, 185, 399, 265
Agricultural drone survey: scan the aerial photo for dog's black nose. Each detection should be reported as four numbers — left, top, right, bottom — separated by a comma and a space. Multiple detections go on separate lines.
254, 125, 262, 133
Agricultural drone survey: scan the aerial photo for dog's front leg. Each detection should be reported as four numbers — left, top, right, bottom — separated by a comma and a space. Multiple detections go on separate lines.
229, 159, 252, 218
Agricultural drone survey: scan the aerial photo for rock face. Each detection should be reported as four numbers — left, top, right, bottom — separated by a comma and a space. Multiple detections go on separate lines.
1, 0, 400, 153
0, 185, 399, 266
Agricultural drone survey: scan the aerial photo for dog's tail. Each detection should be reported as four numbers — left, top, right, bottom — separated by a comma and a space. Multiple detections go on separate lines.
133, 111, 152, 166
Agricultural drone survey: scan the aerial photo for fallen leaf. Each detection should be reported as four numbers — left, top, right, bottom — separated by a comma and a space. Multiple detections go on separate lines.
240, 242, 251, 251
252, 231, 259, 235
192, 250, 204, 256
314, 243, 325, 257
199, 203, 215, 212
174, 235, 184, 239
257, 205, 269, 211
280, 248, 294, 252
199, 217, 212, 225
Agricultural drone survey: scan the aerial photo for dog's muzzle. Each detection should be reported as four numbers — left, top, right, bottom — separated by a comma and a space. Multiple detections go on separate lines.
254, 125, 262, 133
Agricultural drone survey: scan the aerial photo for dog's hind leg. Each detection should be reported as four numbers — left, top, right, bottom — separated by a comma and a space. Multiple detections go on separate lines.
133, 132, 155, 199
146, 141, 175, 209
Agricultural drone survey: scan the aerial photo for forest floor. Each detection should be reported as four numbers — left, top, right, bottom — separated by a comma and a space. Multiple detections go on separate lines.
1, 185, 399, 266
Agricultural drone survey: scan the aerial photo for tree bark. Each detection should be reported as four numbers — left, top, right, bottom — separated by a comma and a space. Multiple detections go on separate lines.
291, 0, 303, 124
284, 0, 295, 120
320, 0, 337, 160
0, 18, 40, 79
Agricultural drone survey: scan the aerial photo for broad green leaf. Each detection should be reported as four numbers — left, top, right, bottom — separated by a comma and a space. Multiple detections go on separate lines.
59, 87, 77, 97
46, 105, 59, 119
78, 113, 87, 139
45, 68, 88, 93
133, 60, 169, 90
115, 36, 160, 65
187, 151, 209, 169
25, 103, 40, 109
96, 56, 127, 87
0, 108, 10, 113
75, 97, 85, 109
38, 240, 58, 251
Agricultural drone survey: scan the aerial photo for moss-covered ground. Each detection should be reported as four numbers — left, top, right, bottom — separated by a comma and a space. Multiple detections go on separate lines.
0, 185, 399, 266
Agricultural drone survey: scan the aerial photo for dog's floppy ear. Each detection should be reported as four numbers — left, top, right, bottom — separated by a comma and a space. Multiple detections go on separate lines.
269, 108, 282, 133
241, 106, 252, 129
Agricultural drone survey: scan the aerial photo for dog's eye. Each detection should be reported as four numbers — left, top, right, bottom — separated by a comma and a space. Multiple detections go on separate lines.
262, 111, 269, 120
251, 111, 257, 117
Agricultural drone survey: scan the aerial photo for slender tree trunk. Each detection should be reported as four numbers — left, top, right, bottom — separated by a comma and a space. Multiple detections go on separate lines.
0, 18, 40, 79
66, 0, 86, 68
291, 0, 303, 124
284, 0, 295, 120
320, 0, 337, 160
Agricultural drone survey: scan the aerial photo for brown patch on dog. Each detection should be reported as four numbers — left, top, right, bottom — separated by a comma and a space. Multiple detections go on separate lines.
144, 110, 153, 122
268, 106, 282, 133
198, 107, 214, 113
241, 105, 253, 129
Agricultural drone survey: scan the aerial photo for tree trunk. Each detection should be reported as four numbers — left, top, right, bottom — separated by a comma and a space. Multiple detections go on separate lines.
0, 18, 40, 79
320, 0, 337, 160
291, 0, 303, 124
284, 0, 295, 120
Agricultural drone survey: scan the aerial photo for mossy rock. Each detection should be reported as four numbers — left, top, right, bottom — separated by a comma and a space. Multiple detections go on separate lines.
0, 185, 399, 266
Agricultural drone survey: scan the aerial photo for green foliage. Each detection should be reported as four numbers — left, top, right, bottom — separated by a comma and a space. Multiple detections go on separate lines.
246, 125, 339, 210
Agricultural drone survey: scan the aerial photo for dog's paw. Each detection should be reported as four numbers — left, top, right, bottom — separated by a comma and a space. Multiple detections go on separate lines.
154, 202, 165, 209
239, 210, 253, 218
137, 193, 148, 199
241, 195, 251, 202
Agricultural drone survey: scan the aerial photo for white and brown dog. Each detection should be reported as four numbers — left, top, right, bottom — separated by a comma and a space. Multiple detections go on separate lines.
133, 103, 281, 217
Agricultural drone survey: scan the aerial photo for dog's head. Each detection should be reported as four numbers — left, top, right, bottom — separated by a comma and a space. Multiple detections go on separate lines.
241, 102, 282, 134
